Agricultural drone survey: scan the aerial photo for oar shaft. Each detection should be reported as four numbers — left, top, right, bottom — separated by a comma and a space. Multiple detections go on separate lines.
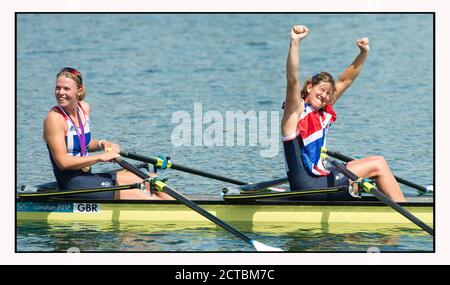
325, 150, 429, 193
329, 160, 434, 236
324, 150, 355, 164
393, 177, 428, 193
162, 186, 252, 244
168, 163, 247, 185
114, 157, 281, 251
116, 158, 149, 181
370, 187, 434, 236
116, 157, 250, 242
120, 150, 247, 185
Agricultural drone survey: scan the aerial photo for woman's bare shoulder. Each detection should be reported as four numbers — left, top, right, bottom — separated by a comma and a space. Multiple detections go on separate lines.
44, 108, 66, 128
79, 101, 90, 115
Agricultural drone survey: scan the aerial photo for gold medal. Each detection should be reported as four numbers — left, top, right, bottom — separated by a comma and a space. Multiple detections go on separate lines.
81, 165, 91, 173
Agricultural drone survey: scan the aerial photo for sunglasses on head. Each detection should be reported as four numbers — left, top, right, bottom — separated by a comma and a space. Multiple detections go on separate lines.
312, 73, 321, 81
61, 67, 83, 85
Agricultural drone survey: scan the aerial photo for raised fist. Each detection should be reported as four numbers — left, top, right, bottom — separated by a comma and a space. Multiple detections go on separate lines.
291, 25, 309, 41
356, 37, 370, 52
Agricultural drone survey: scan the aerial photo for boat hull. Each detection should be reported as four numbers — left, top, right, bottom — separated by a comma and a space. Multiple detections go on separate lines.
16, 196, 433, 227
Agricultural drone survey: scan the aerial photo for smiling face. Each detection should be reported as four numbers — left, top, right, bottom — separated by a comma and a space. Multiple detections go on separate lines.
54, 76, 82, 109
301, 72, 336, 110
304, 82, 334, 109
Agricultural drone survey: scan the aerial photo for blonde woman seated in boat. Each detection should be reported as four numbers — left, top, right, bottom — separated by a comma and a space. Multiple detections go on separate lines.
281, 25, 405, 202
43, 67, 172, 200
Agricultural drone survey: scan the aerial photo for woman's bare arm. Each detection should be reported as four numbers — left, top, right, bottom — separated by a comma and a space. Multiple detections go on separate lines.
331, 37, 370, 105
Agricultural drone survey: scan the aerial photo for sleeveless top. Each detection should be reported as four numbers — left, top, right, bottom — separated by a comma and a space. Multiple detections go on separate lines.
51, 104, 91, 157
47, 104, 92, 187
283, 103, 336, 176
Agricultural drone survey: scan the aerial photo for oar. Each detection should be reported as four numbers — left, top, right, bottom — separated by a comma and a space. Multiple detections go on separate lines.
323, 148, 433, 194
17, 183, 143, 198
111, 162, 152, 173
120, 150, 289, 192
120, 150, 247, 185
115, 157, 283, 252
321, 154, 434, 236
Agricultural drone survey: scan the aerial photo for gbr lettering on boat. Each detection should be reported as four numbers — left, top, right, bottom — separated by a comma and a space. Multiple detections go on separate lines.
74, 203, 100, 213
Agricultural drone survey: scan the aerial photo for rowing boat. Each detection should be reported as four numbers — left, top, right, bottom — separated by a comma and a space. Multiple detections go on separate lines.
16, 152, 434, 251
17, 192, 433, 228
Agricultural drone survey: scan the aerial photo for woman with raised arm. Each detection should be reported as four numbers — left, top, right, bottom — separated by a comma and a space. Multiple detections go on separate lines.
43, 67, 172, 200
281, 25, 405, 202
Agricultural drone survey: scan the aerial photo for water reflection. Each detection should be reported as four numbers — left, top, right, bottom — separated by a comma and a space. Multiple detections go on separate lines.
17, 221, 432, 252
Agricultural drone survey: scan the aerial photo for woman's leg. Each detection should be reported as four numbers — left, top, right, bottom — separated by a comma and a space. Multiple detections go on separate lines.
115, 170, 174, 200
346, 156, 405, 202
62, 174, 116, 200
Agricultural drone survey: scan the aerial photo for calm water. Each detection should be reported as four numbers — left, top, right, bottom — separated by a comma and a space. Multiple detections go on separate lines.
16, 14, 433, 252
17, 221, 432, 252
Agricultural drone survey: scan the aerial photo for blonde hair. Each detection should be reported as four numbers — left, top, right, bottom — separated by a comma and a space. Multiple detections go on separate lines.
301, 72, 336, 101
56, 67, 87, 101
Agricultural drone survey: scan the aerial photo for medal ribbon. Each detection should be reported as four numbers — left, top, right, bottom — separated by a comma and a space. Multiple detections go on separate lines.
59, 104, 87, 156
